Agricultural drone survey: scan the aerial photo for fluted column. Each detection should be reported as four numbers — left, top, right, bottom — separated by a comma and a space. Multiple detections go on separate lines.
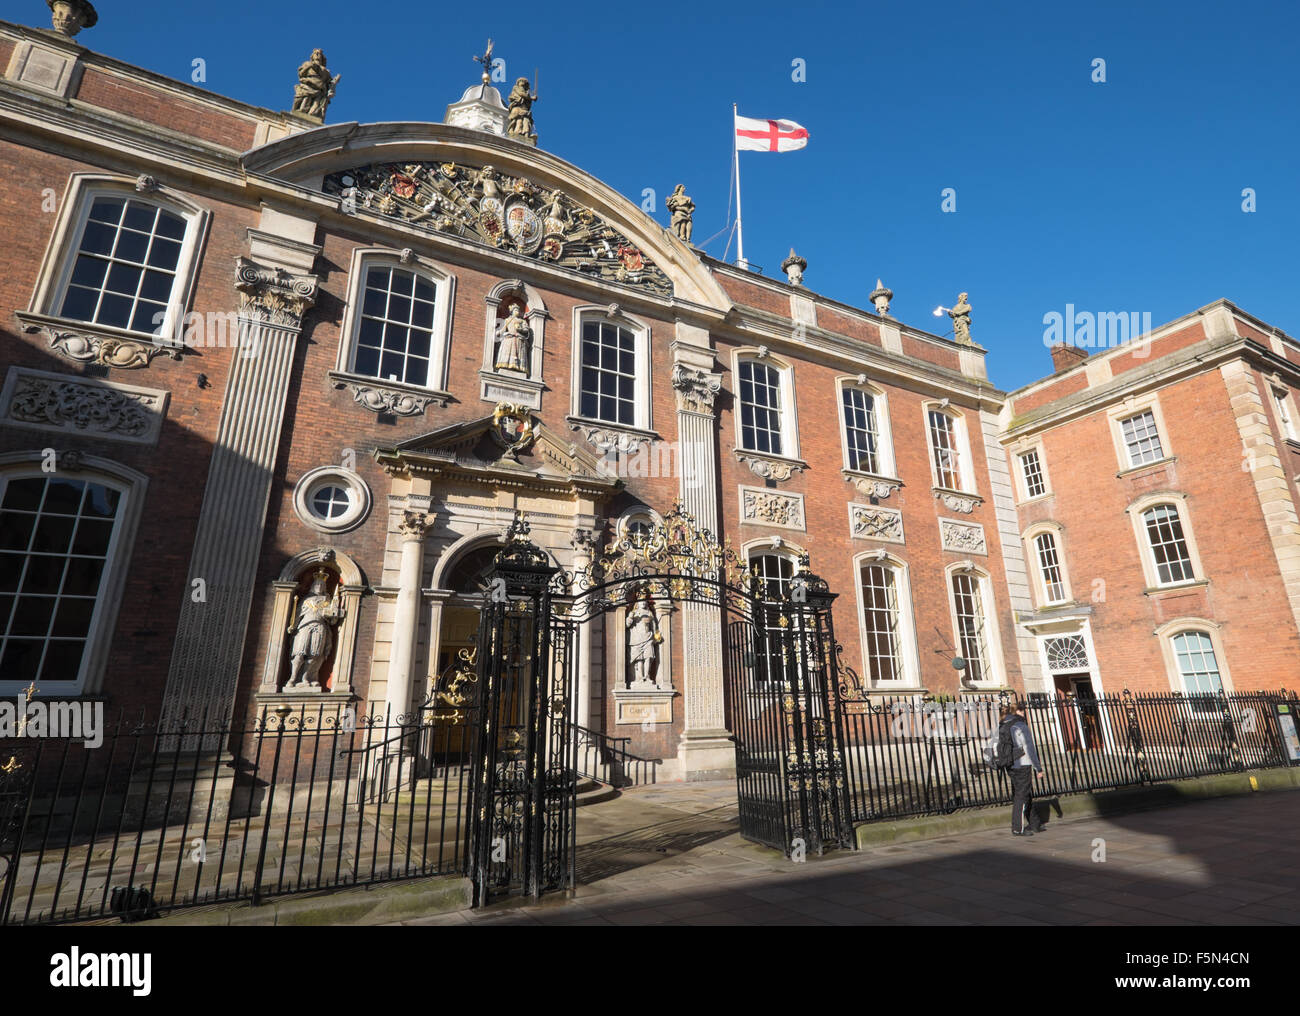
160, 256, 319, 730
670, 344, 733, 778
570, 527, 596, 730
386, 511, 431, 721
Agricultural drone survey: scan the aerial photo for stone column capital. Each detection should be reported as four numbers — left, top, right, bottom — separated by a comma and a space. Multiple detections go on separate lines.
235, 256, 319, 330
671, 362, 723, 415
397, 510, 432, 540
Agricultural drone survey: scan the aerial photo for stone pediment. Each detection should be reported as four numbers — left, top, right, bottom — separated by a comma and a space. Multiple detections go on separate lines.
374, 410, 620, 494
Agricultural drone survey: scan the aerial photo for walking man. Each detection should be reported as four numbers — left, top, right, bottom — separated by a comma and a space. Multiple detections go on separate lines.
988, 701, 1045, 836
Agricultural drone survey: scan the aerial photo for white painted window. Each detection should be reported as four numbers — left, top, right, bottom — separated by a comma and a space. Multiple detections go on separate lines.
739, 360, 785, 455
0, 473, 129, 691
859, 562, 903, 682
1019, 448, 1047, 498
352, 265, 441, 387
1120, 410, 1164, 467
1171, 630, 1224, 710
841, 387, 879, 473
1034, 531, 1067, 604
579, 318, 639, 427
927, 408, 974, 492
1275, 389, 1298, 442
950, 571, 990, 683
1142, 504, 1194, 585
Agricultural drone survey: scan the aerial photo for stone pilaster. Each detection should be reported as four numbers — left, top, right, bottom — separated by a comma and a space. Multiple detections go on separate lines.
1221, 361, 1300, 635
670, 333, 733, 778
160, 251, 319, 729
386, 510, 432, 721
980, 409, 1045, 692
570, 527, 596, 729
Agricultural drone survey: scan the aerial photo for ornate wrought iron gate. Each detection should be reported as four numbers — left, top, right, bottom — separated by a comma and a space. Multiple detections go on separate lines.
465, 505, 855, 905
0, 748, 34, 924
466, 523, 577, 905
728, 563, 855, 856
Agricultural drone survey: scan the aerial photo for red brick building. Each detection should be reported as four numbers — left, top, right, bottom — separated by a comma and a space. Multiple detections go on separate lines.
1, 12, 1294, 780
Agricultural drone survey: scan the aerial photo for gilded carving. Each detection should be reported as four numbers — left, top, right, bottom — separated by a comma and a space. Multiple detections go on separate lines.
323, 162, 673, 297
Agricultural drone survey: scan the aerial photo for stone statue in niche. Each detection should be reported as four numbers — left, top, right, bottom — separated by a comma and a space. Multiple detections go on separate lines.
285, 570, 345, 690
494, 301, 532, 373
291, 49, 340, 121
626, 594, 663, 688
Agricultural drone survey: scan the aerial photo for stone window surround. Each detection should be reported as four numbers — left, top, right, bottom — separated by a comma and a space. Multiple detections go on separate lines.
1153, 616, 1235, 698
616, 505, 662, 545
568, 304, 654, 436
943, 559, 1008, 690
1021, 520, 1073, 608
27, 173, 211, 353
835, 374, 902, 494
292, 465, 372, 534
1265, 373, 1300, 444
851, 548, 922, 689
479, 278, 549, 405
730, 346, 802, 464
333, 246, 456, 405
0, 451, 149, 697
922, 399, 979, 498
1125, 490, 1207, 592
1007, 435, 1054, 505
1107, 393, 1174, 473
742, 537, 805, 596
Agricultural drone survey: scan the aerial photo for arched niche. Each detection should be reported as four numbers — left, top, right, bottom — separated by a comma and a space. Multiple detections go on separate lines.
258, 546, 367, 697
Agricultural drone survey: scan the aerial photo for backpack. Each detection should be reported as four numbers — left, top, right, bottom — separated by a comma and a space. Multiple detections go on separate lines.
990, 722, 1018, 771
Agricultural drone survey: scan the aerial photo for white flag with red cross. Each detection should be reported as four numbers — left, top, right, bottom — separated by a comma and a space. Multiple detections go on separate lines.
734, 114, 809, 152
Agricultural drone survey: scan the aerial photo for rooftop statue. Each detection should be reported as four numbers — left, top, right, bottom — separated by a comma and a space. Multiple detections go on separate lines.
292, 49, 340, 121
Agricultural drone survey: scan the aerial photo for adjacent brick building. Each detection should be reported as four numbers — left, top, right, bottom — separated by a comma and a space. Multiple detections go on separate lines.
1, 12, 1295, 780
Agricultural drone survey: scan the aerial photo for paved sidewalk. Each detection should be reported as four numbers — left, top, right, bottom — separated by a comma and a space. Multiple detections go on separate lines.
395, 782, 1300, 926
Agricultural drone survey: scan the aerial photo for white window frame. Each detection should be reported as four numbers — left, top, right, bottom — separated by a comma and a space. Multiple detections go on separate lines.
1127, 492, 1205, 590
1154, 618, 1235, 703
0, 452, 148, 697
1268, 377, 1299, 443
27, 174, 210, 346
944, 561, 1007, 688
837, 376, 898, 481
1010, 440, 1052, 503
1023, 522, 1072, 607
570, 306, 653, 433
292, 465, 372, 534
335, 247, 456, 398
924, 402, 977, 495
731, 348, 801, 463
852, 550, 920, 688
1108, 396, 1174, 473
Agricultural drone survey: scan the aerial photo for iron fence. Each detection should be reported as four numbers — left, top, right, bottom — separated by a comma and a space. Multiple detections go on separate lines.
0, 705, 473, 926
839, 689, 1298, 823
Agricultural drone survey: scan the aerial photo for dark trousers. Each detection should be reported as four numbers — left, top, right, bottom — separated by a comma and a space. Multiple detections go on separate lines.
1010, 767, 1038, 833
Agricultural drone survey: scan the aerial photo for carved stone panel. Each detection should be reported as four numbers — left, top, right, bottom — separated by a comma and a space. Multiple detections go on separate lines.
939, 518, 988, 555
0, 367, 168, 444
739, 485, 805, 531
848, 503, 904, 544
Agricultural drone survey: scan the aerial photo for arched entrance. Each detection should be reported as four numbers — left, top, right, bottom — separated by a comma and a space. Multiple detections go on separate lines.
451, 503, 856, 905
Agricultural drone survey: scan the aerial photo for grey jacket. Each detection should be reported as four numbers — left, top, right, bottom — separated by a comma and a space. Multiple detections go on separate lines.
1010, 718, 1042, 771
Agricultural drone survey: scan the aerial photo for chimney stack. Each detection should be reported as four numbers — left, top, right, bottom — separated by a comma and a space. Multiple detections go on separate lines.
1049, 342, 1089, 373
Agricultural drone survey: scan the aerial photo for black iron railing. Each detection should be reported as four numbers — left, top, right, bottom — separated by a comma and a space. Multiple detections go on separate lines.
571, 723, 658, 787
0, 706, 474, 926
839, 689, 1298, 823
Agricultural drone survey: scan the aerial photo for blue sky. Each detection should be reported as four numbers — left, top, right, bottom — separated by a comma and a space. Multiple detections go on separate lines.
54, 0, 1300, 391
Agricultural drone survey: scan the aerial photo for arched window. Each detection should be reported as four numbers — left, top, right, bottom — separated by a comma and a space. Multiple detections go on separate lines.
1170, 630, 1225, 714
1024, 525, 1070, 606
747, 546, 800, 684
946, 564, 1003, 686
1141, 504, 1194, 585
337, 249, 455, 398
31, 176, 209, 343
926, 404, 976, 493
0, 459, 144, 694
571, 308, 651, 431
857, 556, 913, 684
839, 378, 896, 478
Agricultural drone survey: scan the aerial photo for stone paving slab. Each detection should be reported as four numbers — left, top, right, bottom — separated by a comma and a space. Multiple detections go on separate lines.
392, 781, 1300, 926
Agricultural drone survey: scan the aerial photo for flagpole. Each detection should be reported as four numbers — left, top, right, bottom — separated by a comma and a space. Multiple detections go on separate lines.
733, 102, 745, 269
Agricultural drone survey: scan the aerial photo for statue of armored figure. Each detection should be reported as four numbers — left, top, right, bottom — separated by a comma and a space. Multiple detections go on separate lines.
285, 570, 345, 690
291, 49, 340, 121
666, 184, 695, 244
494, 303, 532, 373
507, 78, 538, 140
626, 594, 664, 688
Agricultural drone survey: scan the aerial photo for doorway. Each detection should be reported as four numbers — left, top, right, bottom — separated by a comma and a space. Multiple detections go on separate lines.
1053, 673, 1102, 750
